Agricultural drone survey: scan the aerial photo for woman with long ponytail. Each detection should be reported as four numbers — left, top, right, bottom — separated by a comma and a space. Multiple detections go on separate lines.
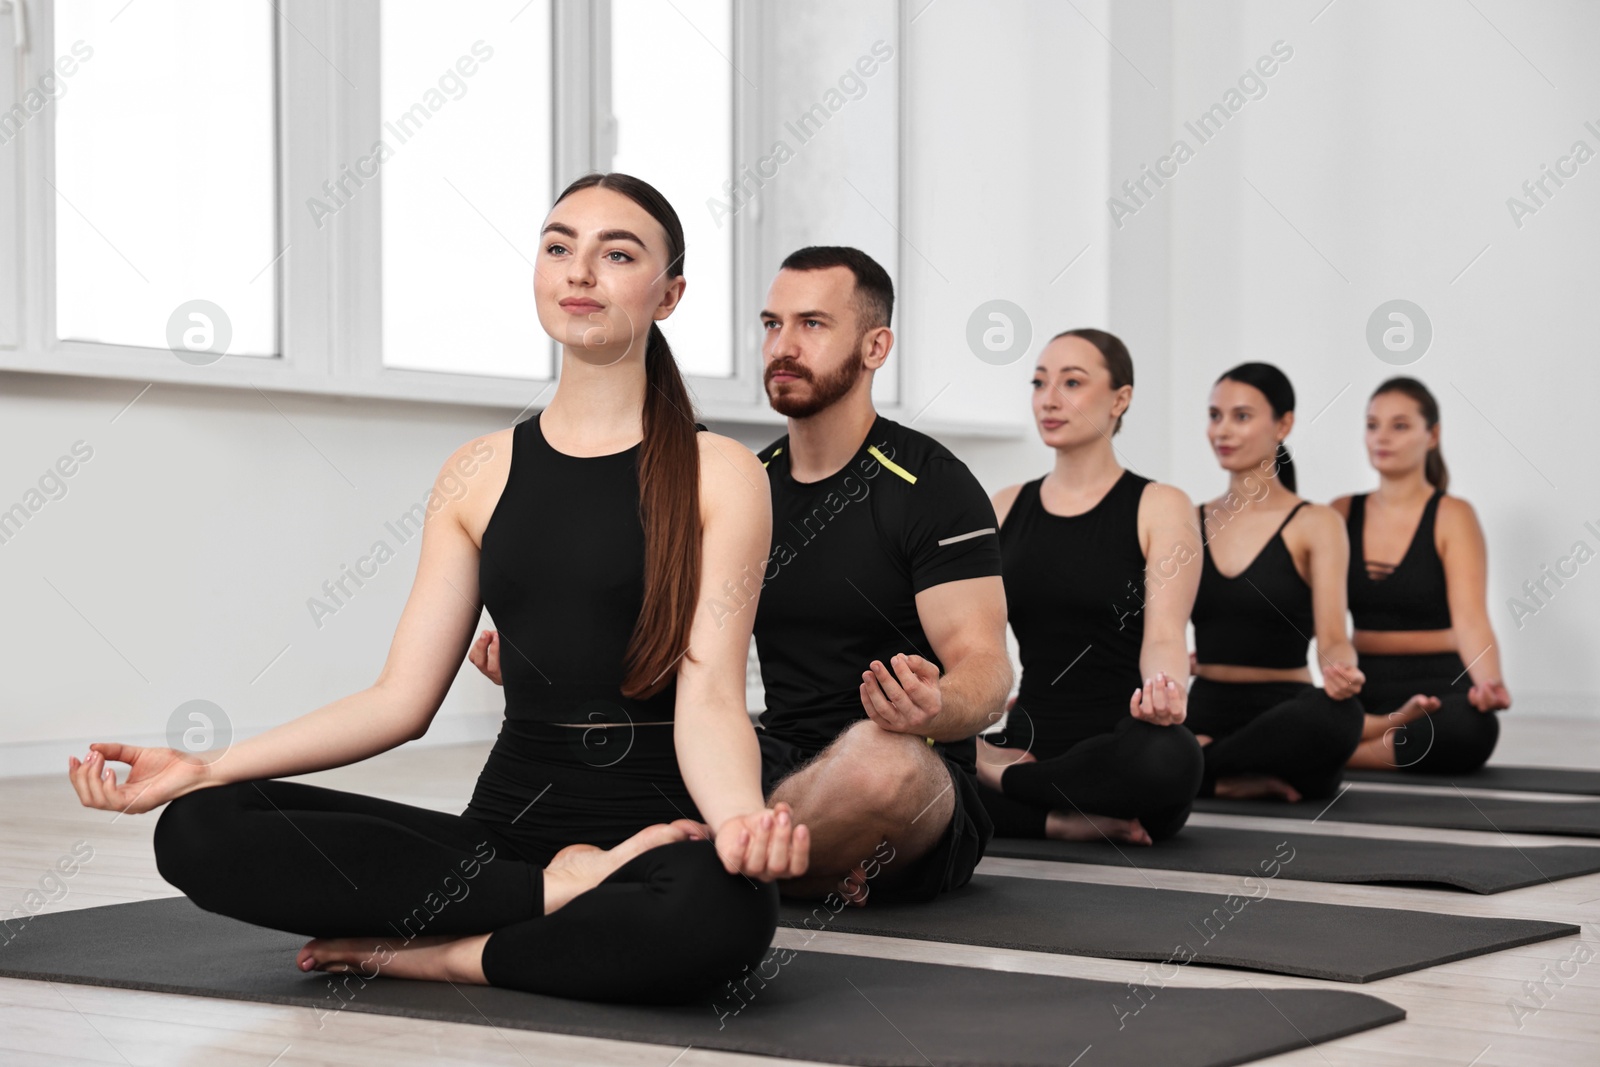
1184, 363, 1365, 802
78, 172, 807, 1004
1334, 377, 1508, 774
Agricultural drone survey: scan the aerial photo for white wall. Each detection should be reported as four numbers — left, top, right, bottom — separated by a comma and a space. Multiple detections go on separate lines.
1157, 0, 1600, 713
4, 0, 1594, 778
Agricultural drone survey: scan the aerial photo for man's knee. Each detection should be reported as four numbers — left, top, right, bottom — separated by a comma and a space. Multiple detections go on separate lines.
831, 720, 946, 814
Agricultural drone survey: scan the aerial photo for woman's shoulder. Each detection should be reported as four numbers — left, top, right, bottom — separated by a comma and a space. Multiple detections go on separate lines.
992, 481, 1028, 524
439, 428, 516, 545
1434, 493, 1482, 540
696, 431, 770, 501
1287, 500, 1346, 542
439, 427, 513, 489
1136, 478, 1193, 516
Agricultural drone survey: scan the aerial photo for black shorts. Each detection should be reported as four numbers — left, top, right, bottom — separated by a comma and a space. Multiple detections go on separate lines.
757, 728, 993, 904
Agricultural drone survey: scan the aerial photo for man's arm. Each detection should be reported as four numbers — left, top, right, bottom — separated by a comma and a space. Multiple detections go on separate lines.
857, 575, 1012, 743
858, 451, 1009, 742
920, 575, 1013, 741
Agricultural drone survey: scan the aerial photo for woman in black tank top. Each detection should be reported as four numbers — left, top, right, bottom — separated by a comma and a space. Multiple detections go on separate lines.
1332, 378, 1509, 775
1186, 365, 1365, 801
974, 329, 1204, 844
79, 174, 803, 1005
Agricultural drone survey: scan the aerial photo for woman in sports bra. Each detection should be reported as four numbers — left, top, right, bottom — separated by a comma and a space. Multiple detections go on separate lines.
974, 328, 1204, 845
1187, 364, 1365, 801
67, 173, 806, 1003
1332, 377, 1509, 774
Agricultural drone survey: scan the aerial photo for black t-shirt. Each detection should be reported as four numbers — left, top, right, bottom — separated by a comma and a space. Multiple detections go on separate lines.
752, 415, 1003, 772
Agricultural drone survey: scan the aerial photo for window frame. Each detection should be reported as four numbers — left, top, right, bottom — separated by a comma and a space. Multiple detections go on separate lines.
0, 0, 1006, 435
0, 0, 18, 350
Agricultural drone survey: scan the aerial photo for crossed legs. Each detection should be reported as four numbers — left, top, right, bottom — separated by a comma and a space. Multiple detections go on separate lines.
766, 720, 956, 901
153, 779, 776, 1002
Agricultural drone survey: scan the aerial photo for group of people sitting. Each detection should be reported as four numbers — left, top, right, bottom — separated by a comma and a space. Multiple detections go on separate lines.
66, 172, 1511, 1009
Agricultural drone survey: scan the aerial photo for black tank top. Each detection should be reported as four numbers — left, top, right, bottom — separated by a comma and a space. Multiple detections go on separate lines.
476, 411, 692, 724
1001, 470, 1151, 746
1193, 501, 1313, 669
1346, 490, 1452, 630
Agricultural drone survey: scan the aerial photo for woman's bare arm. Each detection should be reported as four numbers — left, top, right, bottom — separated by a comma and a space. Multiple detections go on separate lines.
1300, 504, 1362, 697
1439, 496, 1511, 709
670, 434, 809, 880
1137, 482, 1201, 723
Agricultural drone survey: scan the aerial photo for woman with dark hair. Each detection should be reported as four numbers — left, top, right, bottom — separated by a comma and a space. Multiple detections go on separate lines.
1185, 363, 1364, 801
67, 173, 806, 1002
974, 328, 1204, 844
1333, 377, 1509, 774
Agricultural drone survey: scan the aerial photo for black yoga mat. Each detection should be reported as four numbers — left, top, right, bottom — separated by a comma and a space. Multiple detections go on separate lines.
1345, 765, 1600, 796
779, 874, 1575, 982
0, 897, 1402, 1067
984, 825, 1600, 894
1195, 789, 1600, 837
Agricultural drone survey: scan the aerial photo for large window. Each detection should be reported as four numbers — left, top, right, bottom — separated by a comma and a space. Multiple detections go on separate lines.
52, 1, 277, 355
610, 0, 734, 379
378, 0, 553, 381
0, 0, 914, 425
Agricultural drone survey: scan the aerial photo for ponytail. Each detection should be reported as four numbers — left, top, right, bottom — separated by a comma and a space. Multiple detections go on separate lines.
1274, 442, 1298, 493
625, 322, 702, 699
551, 172, 701, 700
1425, 447, 1449, 494
1372, 376, 1448, 494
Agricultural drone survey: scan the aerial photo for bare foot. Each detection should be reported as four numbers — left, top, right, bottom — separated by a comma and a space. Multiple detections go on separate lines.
294, 821, 703, 984
543, 820, 703, 914
1194, 734, 1213, 748
1214, 774, 1302, 802
975, 739, 1036, 792
1044, 810, 1152, 845
1390, 694, 1441, 724
297, 932, 489, 983
1347, 730, 1399, 770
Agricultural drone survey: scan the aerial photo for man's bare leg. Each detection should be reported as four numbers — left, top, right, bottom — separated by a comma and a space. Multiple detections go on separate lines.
769, 720, 955, 900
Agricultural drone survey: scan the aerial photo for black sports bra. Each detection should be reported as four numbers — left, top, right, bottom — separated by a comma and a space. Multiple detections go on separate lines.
1346, 490, 1452, 631
1192, 502, 1314, 669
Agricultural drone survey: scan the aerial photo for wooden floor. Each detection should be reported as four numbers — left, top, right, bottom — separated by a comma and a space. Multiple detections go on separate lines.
4, 714, 1597, 1066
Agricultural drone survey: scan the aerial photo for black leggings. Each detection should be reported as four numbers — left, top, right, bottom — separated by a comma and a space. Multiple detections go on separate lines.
978, 716, 1204, 840
1358, 651, 1501, 774
1184, 679, 1364, 799
152, 778, 778, 1004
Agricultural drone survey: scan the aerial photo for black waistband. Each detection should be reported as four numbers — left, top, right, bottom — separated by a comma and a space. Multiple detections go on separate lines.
502, 686, 676, 727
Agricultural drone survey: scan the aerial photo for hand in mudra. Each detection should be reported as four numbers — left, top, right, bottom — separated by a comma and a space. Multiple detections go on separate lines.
1129, 670, 1186, 726
715, 801, 810, 881
1322, 661, 1366, 702
67, 743, 211, 815
468, 628, 504, 686
1468, 679, 1511, 712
